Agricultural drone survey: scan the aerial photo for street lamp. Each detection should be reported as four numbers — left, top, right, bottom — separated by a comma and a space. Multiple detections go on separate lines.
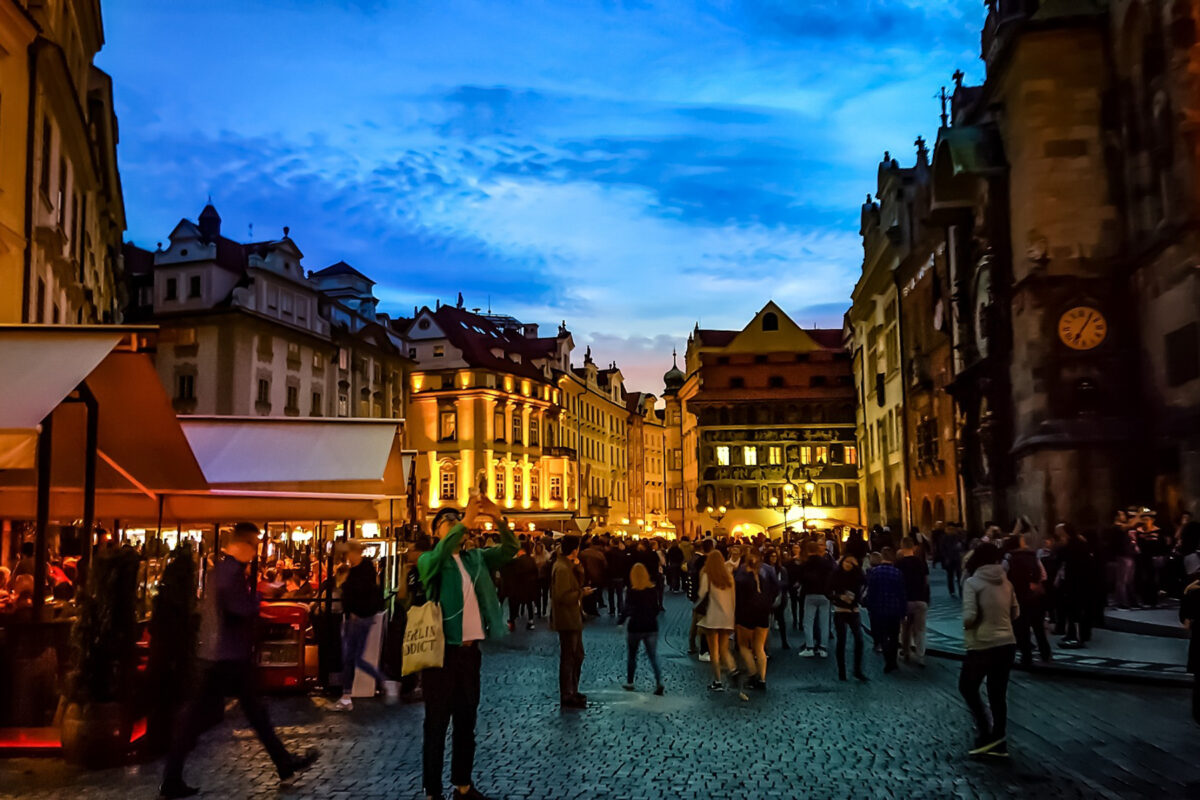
771, 488, 797, 539
705, 505, 728, 530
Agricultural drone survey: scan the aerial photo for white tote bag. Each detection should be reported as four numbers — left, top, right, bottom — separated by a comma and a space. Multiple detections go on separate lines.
401, 601, 445, 675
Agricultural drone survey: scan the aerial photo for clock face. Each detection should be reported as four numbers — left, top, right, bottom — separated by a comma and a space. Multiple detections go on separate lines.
1058, 306, 1107, 350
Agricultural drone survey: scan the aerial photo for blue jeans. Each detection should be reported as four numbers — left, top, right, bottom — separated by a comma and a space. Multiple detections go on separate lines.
626, 632, 662, 685
342, 614, 385, 694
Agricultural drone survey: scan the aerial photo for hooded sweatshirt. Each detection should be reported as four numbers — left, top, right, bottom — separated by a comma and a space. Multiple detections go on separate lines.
962, 564, 1019, 651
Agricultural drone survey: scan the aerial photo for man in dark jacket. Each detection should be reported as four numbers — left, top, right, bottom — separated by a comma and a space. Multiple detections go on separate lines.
161, 523, 318, 799
332, 541, 388, 710
551, 535, 590, 708
896, 537, 931, 666
578, 537, 608, 616
1180, 570, 1200, 724
605, 541, 631, 617
665, 542, 684, 592
1004, 533, 1050, 665
865, 547, 907, 673
503, 544, 540, 631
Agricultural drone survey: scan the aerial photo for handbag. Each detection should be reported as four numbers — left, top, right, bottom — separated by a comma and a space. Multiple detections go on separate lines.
402, 599, 445, 675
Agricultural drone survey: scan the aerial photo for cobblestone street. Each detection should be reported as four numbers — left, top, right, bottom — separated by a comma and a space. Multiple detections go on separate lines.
2, 595, 1197, 800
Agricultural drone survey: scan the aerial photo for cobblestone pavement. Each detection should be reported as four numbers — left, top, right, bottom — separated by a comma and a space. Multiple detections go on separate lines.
2, 594, 1198, 800
923, 570, 1192, 681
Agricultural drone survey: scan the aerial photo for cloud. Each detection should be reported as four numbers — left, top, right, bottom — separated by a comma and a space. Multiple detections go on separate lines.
100, 0, 984, 392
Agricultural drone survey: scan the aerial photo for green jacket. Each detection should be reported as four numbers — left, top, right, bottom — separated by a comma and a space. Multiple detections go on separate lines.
417, 521, 518, 646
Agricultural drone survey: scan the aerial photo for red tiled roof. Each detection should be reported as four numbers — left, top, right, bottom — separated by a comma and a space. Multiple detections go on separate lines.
807, 329, 846, 349
122, 242, 154, 275
696, 327, 844, 350
423, 305, 554, 382
696, 329, 737, 347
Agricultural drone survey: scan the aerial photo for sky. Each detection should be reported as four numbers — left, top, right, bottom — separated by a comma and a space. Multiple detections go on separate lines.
98, 0, 983, 392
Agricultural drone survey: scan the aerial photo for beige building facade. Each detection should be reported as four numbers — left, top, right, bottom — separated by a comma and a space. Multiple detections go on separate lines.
124, 205, 408, 424
0, 0, 126, 325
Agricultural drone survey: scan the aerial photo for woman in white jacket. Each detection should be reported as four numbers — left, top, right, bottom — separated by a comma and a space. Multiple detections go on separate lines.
960, 541, 1019, 758
696, 551, 736, 692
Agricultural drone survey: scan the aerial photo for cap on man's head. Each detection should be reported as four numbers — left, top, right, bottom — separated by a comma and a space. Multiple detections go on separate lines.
432, 507, 462, 534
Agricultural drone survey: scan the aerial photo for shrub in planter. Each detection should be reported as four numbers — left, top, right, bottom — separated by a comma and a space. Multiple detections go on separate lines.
61, 547, 141, 768
144, 544, 198, 756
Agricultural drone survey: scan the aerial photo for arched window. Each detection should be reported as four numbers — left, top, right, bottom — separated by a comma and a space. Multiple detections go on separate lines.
762, 312, 779, 331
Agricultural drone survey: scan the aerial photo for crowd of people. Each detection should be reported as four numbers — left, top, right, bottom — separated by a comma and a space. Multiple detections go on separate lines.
137, 495, 1200, 799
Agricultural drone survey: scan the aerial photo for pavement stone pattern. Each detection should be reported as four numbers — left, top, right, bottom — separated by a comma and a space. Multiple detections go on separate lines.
923, 571, 1192, 681
1, 594, 1198, 800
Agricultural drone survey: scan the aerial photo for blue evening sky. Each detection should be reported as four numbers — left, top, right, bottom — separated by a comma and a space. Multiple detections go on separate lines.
98, 0, 982, 391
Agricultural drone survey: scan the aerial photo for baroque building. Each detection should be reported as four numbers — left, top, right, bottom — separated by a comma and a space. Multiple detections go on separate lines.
626, 391, 668, 535
560, 352, 631, 528
0, 0, 125, 324
404, 302, 578, 528
124, 204, 408, 422
853, 139, 962, 533
862, 0, 1200, 534
849, 152, 915, 530
673, 302, 859, 538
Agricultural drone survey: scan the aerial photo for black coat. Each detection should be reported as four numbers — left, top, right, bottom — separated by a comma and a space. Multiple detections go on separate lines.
619, 587, 660, 633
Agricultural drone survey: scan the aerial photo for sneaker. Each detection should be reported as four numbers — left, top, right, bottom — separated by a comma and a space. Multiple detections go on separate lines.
698, 652, 712, 662
330, 696, 353, 712
799, 648, 816, 658
452, 787, 493, 800
969, 736, 1005, 756
748, 677, 767, 692
854, 672, 869, 683
1059, 638, 1082, 649
654, 684, 665, 696
708, 680, 724, 692
526, 622, 535, 631
738, 691, 749, 702
815, 648, 827, 659
158, 781, 200, 799
278, 748, 320, 780
986, 740, 1010, 758
622, 683, 635, 691
383, 681, 400, 706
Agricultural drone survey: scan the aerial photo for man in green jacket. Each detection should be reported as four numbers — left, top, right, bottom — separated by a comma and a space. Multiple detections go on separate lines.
418, 494, 516, 800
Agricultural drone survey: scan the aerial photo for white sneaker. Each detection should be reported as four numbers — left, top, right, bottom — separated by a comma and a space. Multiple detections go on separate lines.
799, 648, 816, 658
330, 696, 353, 711
383, 681, 400, 706
698, 652, 712, 662
815, 648, 827, 658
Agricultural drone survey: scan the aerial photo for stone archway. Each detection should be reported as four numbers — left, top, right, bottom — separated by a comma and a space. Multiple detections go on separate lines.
920, 497, 933, 532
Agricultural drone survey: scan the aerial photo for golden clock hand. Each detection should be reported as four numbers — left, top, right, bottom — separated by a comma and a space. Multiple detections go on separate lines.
1073, 313, 1094, 344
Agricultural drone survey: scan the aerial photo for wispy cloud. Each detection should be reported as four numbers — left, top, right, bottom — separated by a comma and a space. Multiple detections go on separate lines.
99, 0, 983, 391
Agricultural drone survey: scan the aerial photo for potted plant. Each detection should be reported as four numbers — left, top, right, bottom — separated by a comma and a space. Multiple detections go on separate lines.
143, 544, 198, 756
60, 547, 141, 768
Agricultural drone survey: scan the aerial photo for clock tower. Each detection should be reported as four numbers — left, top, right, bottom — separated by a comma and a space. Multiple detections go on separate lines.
932, 1, 1142, 534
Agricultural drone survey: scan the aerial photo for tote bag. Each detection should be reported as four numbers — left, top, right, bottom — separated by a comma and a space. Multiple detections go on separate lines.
401, 600, 445, 675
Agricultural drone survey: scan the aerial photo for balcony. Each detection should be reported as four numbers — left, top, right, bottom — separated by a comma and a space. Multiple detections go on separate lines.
546, 446, 576, 459
589, 497, 611, 511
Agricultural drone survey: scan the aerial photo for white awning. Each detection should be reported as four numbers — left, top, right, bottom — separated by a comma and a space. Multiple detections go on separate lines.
0, 327, 127, 468
179, 416, 406, 492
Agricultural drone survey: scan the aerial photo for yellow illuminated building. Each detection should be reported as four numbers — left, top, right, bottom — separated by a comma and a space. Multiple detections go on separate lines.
558, 349, 630, 529
0, 0, 125, 324
405, 304, 577, 527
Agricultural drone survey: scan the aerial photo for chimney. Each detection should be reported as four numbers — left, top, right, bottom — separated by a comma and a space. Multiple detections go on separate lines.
524, 323, 539, 339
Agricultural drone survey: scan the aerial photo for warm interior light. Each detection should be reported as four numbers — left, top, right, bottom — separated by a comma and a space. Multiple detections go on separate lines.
361, 522, 380, 538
